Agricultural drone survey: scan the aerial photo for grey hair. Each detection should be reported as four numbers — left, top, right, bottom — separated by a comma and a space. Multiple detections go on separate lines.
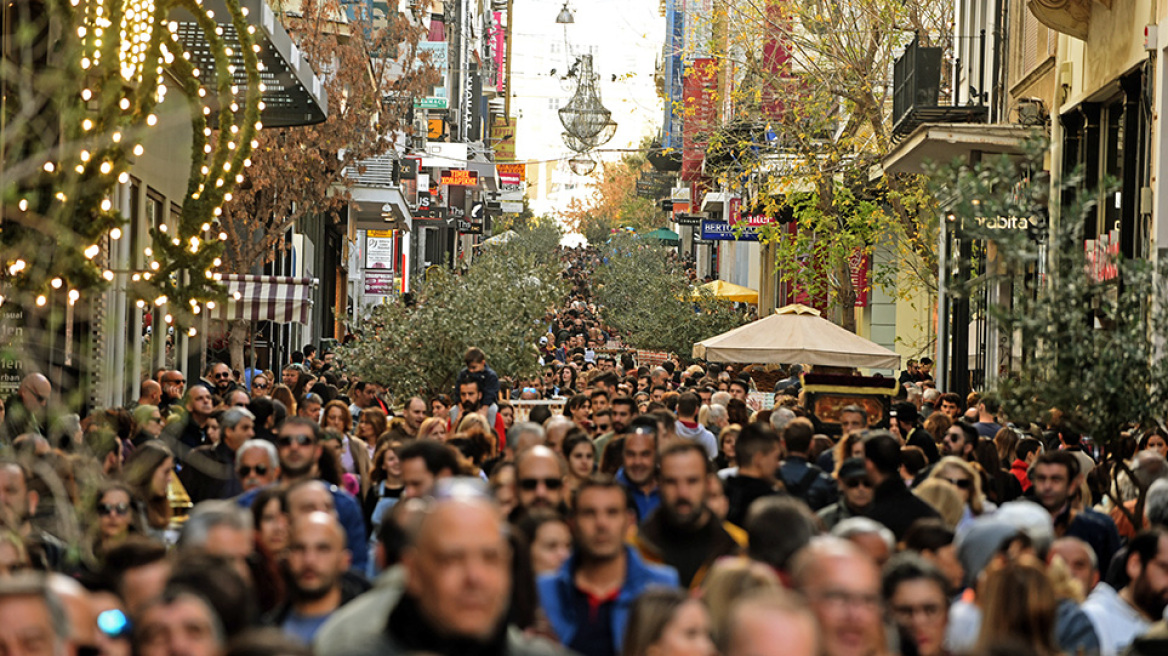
178, 500, 254, 549
1146, 478, 1168, 527
906, 385, 922, 403
508, 421, 545, 443
220, 407, 256, 431
1051, 536, 1097, 571
831, 517, 895, 552
707, 404, 728, 423
234, 439, 278, 471
710, 391, 731, 408
770, 407, 796, 432
923, 388, 941, 403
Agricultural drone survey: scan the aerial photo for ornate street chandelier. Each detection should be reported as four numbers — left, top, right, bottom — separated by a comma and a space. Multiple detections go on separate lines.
558, 55, 614, 144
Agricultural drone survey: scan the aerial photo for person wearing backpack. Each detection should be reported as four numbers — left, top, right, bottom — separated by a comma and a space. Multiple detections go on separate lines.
778, 417, 837, 511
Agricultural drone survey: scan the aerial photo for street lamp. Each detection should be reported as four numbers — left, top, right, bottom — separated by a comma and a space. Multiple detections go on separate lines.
556, 2, 574, 23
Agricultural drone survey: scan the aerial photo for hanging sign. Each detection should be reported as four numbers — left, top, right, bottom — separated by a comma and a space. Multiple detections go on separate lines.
440, 169, 479, 186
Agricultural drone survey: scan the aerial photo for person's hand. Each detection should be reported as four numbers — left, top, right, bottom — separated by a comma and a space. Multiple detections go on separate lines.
746, 395, 762, 412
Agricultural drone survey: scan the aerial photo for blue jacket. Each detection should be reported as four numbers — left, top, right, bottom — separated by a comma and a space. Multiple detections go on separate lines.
237, 483, 369, 573
537, 546, 679, 655
615, 469, 660, 522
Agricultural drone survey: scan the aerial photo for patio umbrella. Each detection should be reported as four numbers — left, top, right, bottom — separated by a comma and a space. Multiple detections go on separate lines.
693, 303, 901, 369
693, 280, 759, 304
642, 227, 680, 245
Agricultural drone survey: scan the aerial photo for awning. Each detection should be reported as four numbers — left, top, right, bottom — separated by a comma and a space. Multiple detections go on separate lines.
171, 0, 328, 127
880, 124, 1037, 176
214, 275, 317, 324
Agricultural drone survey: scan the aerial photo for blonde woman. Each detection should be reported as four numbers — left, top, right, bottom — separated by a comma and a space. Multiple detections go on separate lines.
928, 456, 994, 533
417, 416, 448, 442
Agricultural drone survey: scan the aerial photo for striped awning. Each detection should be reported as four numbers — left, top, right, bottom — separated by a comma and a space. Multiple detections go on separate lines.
214, 275, 317, 325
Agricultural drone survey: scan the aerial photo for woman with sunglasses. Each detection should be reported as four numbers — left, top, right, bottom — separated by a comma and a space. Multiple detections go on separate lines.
928, 456, 993, 533
83, 482, 140, 571
250, 374, 272, 398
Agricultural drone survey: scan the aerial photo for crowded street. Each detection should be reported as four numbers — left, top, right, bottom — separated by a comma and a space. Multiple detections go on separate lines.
4, 0, 1168, 652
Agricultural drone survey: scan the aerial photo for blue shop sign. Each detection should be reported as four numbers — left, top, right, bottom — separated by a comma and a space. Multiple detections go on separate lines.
700, 219, 760, 241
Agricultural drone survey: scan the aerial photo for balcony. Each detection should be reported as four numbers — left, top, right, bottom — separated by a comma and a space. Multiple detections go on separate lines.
891, 36, 987, 141
343, 154, 413, 232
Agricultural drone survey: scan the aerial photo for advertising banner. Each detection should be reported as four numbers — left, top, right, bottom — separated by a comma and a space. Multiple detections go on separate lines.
700, 219, 760, 241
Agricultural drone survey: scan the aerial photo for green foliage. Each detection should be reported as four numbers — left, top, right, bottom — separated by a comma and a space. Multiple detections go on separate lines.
336, 222, 566, 399
930, 139, 1168, 446
592, 233, 747, 359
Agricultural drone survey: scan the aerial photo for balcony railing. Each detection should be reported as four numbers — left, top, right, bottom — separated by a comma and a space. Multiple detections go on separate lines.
891, 35, 987, 141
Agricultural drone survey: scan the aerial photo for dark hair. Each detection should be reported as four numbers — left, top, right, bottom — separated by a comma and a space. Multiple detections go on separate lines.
249, 487, 286, 549
464, 347, 486, 366
659, 442, 711, 474
1016, 438, 1043, 461
864, 431, 902, 475
610, 396, 637, 413
571, 474, 634, 514
167, 552, 256, 637
592, 372, 619, 390
561, 431, 593, 463
952, 422, 979, 450
529, 405, 553, 426
979, 394, 1001, 415
939, 393, 962, 409
745, 496, 818, 571
101, 536, 167, 593
728, 379, 749, 394
736, 423, 781, 465
676, 392, 701, 418
1033, 450, 1079, 480
900, 446, 928, 477
399, 440, 460, 477
783, 417, 815, 454
882, 552, 950, 601
1128, 527, 1168, 571
565, 394, 590, 417
839, 404, 868, 423
903, 518, 955, 553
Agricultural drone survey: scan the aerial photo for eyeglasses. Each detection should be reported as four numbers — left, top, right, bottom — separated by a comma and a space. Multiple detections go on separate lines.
214, 372, 232, 379
518, 477, 564, 491
843, 478, 873, 489
97, 502, 131, 517
238, 464, 269, 477
942, 477, 973, 490
277, 434, 315, 447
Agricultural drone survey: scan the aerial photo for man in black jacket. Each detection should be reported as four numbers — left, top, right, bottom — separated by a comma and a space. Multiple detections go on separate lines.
724, 423, 783, 527
892, 401, 940, 463
863, 432, 939, 540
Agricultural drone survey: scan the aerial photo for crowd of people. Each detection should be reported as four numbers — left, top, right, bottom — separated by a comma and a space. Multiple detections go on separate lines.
0, 248, 1166, 656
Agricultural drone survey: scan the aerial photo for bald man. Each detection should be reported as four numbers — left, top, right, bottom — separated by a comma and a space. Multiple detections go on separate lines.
3, 373, 50, 440
277, 512, 355, 643
340, 481, 559, 656
515, 445, 567, 514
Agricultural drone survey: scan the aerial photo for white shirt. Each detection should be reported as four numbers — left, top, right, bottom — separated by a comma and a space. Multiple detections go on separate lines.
1082, 582, 1150, 656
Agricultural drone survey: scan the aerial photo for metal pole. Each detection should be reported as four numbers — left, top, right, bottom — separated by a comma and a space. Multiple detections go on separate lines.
936, 214, 949, 392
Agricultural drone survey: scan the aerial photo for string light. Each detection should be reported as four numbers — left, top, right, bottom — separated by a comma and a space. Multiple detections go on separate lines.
50, 278, 63, 289
35, 296, 47, 307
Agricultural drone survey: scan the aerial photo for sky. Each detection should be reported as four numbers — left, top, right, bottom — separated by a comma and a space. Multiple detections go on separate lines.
507, 0, 665, 217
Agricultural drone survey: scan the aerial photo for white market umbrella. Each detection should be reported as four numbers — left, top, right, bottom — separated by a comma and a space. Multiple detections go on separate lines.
693, 303, 901, 369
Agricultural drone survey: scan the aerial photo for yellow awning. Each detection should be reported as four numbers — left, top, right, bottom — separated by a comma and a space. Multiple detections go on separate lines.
693, 280, 759, 304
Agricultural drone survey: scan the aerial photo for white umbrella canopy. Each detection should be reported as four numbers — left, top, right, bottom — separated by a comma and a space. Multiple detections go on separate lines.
693, 303, 902, 369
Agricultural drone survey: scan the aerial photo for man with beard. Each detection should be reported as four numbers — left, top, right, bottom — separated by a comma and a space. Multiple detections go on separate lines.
205, 361, 241, 399
593, 396, 635, 460
236, 418, 368, 573
1082, 528, 1168, 655
271, 512, 357, 643
1031, 451, 1120, 571
448, 378, 499, 432
631, 443, 746, 588
538, 475, 679, 656
514, 446, 566, 515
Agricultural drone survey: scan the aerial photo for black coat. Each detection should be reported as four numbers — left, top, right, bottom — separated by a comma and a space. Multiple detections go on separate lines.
866, 477, 940, 540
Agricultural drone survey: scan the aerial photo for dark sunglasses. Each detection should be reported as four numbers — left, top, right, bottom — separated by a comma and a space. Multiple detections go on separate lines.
253, 382, 269, 389
942, 477, 973, 490
164, 378, 185, 385
238, 464, 269, 477
518, 477, 563, 491
843, 478, 873, 489
214, 372, 232, 379
277, 434, 315, 447
97, 502, 131, 516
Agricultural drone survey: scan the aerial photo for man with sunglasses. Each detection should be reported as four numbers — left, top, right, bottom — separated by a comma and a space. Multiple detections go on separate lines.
2, 373, 51, 441
158, 370, 186, 418
817, 458, 876, 531
235, 418, 369, 573
235, 440, 280, 492
514, 446, 567, 515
